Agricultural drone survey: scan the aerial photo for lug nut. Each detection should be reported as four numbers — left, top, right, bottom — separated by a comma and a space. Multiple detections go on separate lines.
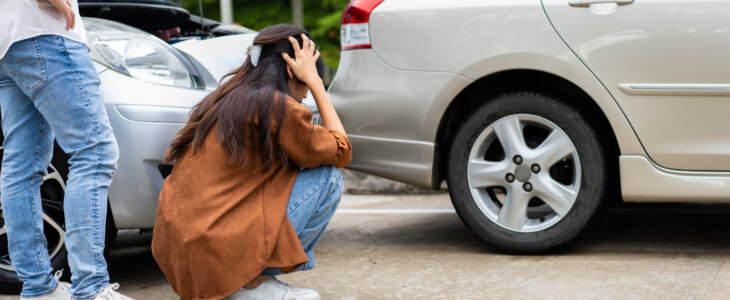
513, 155, 523, 165
531, 164, 541, 173
523, 182, 533, 192
505, 173, 515, 183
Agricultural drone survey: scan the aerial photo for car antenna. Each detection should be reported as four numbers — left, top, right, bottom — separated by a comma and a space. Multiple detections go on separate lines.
198, 0, 205, 34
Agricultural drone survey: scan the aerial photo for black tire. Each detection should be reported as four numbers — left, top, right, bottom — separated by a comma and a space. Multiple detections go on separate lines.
0, 144, 118, 294
447, 92, 609, 253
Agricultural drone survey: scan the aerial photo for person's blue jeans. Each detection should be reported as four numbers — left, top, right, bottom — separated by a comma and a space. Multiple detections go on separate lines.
0, 35, 119, 299
261, 166, 343, 276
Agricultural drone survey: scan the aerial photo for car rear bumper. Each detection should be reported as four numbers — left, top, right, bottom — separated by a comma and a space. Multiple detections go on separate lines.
329, 50, 471, 187
345, 135, 434, 188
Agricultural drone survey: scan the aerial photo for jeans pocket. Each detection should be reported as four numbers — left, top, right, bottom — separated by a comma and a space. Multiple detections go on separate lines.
5, 38, 47, 93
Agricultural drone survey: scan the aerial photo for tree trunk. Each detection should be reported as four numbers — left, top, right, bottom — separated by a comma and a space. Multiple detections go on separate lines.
292, 0, 303, 27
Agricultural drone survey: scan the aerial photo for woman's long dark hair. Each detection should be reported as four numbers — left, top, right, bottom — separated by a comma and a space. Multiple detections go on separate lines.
165, 24, 325, 171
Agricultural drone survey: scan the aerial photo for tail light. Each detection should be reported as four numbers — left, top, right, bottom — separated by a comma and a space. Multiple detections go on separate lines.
341, 0, 383, 50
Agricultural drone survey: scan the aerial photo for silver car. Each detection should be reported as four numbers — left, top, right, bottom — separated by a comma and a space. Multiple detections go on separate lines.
330, 0, 730, 253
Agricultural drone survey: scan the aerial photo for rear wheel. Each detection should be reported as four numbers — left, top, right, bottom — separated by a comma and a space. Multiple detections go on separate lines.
447, 92, 608, 253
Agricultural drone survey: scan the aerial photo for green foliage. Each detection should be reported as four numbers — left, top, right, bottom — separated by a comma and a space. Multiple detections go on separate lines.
181, 0, 350, 81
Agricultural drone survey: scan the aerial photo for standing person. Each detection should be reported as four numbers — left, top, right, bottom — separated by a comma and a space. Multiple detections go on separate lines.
0, 0, 132, 299
151, 25, 352, 300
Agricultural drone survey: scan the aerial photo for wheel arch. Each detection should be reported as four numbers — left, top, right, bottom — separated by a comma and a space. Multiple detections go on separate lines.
432, 69, 621, 195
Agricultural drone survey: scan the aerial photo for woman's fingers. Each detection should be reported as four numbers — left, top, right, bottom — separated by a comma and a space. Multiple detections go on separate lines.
281, 53, 295, 66
300, 34, 318, 57
288, 36, 302, 56
300, 34, 309, 52
288, 34, 317, 59
283, 34, 318, 79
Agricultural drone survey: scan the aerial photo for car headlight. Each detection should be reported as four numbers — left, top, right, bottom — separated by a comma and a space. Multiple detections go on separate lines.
84, 17, 202, 89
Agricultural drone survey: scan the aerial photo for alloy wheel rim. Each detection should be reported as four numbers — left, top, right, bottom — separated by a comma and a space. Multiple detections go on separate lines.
467, 114, 581, 233
0, 147, 66, 272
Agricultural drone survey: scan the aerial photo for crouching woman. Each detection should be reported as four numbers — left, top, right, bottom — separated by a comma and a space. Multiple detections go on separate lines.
151, 24, 352, 300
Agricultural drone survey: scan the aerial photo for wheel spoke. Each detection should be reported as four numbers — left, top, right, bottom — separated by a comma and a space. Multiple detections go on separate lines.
468, 159, 509, 189
534, 130, 574, 168
43, 166, 66, 190
497, 188, 531, 231
492, 117, 527, 157
534, 175, 577, 217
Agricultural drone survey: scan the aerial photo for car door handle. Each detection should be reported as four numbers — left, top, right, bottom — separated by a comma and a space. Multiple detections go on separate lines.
569, 0, 634, 7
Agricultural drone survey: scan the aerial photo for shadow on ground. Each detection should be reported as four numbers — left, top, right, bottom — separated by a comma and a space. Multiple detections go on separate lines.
107, 202, 730, 274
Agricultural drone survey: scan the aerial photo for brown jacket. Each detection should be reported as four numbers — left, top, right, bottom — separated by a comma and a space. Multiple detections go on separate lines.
151, 98, 352, 300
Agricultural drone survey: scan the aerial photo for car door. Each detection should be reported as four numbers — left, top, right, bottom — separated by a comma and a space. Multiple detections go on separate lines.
542, 0, 730, 171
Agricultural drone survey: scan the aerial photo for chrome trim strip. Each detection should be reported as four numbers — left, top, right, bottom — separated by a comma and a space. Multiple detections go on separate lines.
346, 134, 434, 147
618, 83, 730, 96
569, 0, 634, 7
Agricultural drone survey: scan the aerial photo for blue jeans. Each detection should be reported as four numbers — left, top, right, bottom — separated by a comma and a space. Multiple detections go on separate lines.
0, 35, 118, 299
261, 166, 343, 276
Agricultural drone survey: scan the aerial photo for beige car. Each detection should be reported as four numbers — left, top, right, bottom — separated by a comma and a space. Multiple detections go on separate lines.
329, 0, 730, 253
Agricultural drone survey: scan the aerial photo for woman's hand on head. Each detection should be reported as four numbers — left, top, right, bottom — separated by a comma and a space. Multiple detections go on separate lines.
281, 34, 322, 88
282, 33, 345, 136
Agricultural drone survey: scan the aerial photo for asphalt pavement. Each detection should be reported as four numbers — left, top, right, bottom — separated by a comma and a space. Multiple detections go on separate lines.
4, 194, 730, 299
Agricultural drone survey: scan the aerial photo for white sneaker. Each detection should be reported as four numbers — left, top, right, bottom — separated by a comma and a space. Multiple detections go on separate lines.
21, 270, 71, 300
226, 277, 320, 300
91, 283, 134, 300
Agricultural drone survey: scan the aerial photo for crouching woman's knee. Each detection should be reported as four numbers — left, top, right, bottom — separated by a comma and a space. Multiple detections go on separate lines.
324, 166, 344, 199
310, 165, 343, 211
